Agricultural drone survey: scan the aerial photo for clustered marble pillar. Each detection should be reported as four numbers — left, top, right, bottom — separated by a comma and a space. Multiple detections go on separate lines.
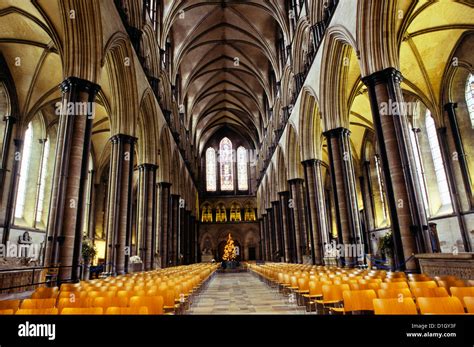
104, 134, 136, 275
157, 182, 171, 267
288, 178, 308, 264
303, 159, 329, 265
137, 164, 157, 271
44, 77, 100, 281
324, 128, 362, 267
363, 68, 432, 271
169, 194, 180, 266
278, 191, 294, 263
266, 207, 275, 260
271, 200, 283, 261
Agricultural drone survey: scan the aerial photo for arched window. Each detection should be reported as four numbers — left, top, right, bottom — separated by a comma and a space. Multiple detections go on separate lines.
230, 203, 241, 222
219, 137, 234, 191
426, 111, 451, 206
35, 138, 50, 223
374, 154, 388, 224
15, 125, 33, 219
237, 146, 248, 191
206, 147, 216, 192
465, 73, 474, 128
409, 125, 430, 211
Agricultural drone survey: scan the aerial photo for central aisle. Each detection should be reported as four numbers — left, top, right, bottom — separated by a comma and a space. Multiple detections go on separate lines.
188, 271, 307, 314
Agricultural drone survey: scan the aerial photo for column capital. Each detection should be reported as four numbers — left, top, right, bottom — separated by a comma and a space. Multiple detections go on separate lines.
2, 115, 17, 123
301, 158, 325, 167
323, 127, 350, 138
361, 67, 403, 87
278, 190, 290, 197
138, 163, 158, 171
60, 76, 101, 96
110, 134, 138, 144
288, 178, 304, 185
444, 102, 458, 112
157, 182, 172, 188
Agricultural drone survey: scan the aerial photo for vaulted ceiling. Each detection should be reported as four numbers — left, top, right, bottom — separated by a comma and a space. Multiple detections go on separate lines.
162, 0, 288, 155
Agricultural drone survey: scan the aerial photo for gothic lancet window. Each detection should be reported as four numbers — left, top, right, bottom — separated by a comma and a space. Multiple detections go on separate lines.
237, 146, 248, 191
206, 147, 216, 192
15, 125, 33, 219
219, 137, 234, 191
466, 73, 474, 128
425, 111, 451, 206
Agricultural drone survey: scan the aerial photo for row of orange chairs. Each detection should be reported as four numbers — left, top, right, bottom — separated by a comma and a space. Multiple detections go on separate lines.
250, 263, 473, 314
0, 263, 218, 315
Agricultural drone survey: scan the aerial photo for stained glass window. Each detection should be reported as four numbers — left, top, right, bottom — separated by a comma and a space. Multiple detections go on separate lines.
35, 138, 50, 223
206, 147, 216, 192
426, 111, 451, 206
465, 73, 474, 128
15, 125, 33, 219
219, 137, 234, 191
237, 146, 248, 191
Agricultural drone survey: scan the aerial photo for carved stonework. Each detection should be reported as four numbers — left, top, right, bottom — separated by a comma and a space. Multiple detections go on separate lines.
415, 253, 474, 280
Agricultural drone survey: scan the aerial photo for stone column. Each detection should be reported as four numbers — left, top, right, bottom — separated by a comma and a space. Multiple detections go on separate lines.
2, 139, 22, 245
444, 103, 473, 210
323, 128, 362, 267
278, 191, 293, 263
189, 214, 196, 263
169, 194, 180, 266
0, 115, 16, 192
363, 68, 432, 271
262, 213, 268, 260
266, 207, 275, 260
44, 77, 100, 281
157, 182, 171, 267
137, 164, 157, 270
271, 201, 282, 261
258, 217, 264, 260
302, 159, 328, 265
104, 134, 136, 275
289, 179, 308, 263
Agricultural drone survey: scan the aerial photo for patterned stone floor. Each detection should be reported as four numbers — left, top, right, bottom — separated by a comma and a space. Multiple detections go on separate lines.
188, 271, 307, 315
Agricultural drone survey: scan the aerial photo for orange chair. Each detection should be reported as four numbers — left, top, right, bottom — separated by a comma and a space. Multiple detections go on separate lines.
316, 284, 350, 313
418, 297, 465, 314
0, 299, 20, 313
340, 290, 377, 314
377, 288, 412, 299
437, 280, 466, 294
0, 309, 14, 315
92, 296, 129, 309
57, 297, 90, 313
31, 287, 59, 299
464, 297, 474, 313
15, 308, 58, 315
129, 296, 164, 315
450, 287, 474, 309
409, 281, 437, 291
380, 282, 409, 290
61, 307, 103, 315
20, 298, 56, 309
412, 287, 449, 299
373, 298, 418, 315
105, 306, 149, 315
